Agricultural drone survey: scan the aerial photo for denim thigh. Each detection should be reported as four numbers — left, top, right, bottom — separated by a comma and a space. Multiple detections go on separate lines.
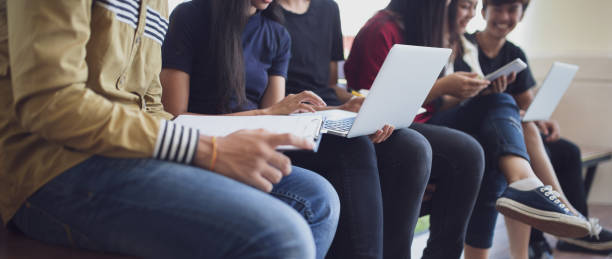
11, 156, 337, 259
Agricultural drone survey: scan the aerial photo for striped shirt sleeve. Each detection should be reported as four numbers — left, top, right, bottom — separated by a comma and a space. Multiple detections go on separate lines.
153, 120, 199, 164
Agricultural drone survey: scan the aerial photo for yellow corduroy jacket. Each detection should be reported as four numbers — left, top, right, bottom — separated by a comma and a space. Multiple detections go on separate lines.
0, 0, 200, 223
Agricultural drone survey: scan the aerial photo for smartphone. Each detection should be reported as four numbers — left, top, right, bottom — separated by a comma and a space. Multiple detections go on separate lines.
485, 58, 528, 81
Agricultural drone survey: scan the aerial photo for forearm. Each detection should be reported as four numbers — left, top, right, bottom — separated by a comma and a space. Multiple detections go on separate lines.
332, 85, 353, 104
513, 89, 534, 111
423, 81, 444, 105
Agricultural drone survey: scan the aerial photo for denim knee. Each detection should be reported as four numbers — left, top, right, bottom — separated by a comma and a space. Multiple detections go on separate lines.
255, 204, 317, 259
477, 94, 530, 164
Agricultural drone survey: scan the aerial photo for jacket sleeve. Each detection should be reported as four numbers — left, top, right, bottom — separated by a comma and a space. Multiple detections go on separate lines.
6, 0, 199, 163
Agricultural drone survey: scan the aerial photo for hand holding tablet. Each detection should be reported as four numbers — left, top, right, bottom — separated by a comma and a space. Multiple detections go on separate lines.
484, 58, 528, 81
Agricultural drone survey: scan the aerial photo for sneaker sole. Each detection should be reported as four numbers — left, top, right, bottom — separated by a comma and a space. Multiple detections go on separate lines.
496, 198, 590, 238
557, 237, 612, 251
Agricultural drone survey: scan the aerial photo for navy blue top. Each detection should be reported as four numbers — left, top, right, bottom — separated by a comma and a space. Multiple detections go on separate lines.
456, 32, 536, 95
162, 1, 292, 114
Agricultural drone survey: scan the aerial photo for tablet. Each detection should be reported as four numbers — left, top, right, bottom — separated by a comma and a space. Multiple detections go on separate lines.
485, 58, 528, 81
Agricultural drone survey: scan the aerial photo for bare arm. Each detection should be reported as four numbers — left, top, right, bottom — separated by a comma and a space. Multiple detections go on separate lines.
513, 88, 535, 111
160, 68, 269, 116
260, 75, 286, 109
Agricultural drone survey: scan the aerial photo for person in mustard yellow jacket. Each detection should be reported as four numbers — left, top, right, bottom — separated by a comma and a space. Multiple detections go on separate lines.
0, 1, 339, 258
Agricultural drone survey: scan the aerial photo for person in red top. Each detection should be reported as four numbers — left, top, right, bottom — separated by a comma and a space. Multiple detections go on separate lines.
345, 1, 487, 258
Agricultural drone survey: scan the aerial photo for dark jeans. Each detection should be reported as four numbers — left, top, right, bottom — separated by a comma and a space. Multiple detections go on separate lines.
531, 138, 586, 243
10, 156, 340, 259
429, 93, 531, 248
287, 128, 431, 259
411, 123, 485, 259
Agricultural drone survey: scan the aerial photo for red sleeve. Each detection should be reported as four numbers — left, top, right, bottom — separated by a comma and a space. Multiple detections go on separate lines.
344, 14, 403, 90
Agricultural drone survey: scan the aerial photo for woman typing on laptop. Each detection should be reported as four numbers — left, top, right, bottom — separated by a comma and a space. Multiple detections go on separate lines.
160, 0, 432, 258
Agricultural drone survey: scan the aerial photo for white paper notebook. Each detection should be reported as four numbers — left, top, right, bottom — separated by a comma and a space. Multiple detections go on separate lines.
174, 115, 324, 151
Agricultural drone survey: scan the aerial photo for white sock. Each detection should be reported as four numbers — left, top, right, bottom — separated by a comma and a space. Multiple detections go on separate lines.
509, 177, 544, 191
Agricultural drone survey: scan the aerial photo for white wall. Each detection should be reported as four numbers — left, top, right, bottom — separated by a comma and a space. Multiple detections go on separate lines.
510, 0, 612, 204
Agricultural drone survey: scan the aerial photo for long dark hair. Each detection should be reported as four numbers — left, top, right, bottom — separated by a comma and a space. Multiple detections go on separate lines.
447, 0, 463, 59
207, 0, 284, 113
386, 0, 448, 48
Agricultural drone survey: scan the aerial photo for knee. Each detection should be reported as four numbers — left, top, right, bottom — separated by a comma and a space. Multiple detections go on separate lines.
256, 205, 317, 259
391, 128, 433, 165
482, 92, 518, 106
296, 168, 341, 226
443, 129, 485, 180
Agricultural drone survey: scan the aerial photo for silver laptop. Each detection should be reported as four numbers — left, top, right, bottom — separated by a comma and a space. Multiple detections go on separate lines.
522, 62, 579, 122
319, 44, 451, 138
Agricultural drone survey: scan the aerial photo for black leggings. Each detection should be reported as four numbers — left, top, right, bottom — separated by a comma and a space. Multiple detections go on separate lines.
287, 127, 431, 259
412, 123, 485, 259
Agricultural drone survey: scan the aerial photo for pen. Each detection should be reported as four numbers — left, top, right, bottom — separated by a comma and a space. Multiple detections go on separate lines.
351, 90, 364, 97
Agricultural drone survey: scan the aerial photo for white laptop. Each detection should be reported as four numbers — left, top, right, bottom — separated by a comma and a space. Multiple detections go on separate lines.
319, 44, 451, 138
522, 62, 579, 122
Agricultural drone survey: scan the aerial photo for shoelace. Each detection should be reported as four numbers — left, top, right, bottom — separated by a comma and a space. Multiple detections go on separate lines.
588, 218, 603, 240
540, 185, 570, 214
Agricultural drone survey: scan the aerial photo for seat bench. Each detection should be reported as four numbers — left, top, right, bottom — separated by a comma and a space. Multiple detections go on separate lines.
581, 146, 612, 197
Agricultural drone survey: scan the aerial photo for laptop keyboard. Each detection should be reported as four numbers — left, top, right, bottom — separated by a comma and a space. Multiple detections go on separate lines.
323, 117, 355, 133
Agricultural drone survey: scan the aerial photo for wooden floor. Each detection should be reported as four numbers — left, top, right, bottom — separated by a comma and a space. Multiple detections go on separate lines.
489, 204, 612, 259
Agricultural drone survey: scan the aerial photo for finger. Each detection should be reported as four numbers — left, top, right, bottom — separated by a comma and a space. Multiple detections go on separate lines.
267, 133, 314, 150
298, 103, 317, 113
498, 78, 507, 92
260, 163, 284, 184
250, 174, 274, 193
508, 72, 517, 84
381, 125, 394, 142
540, 125, 549, 135
496, 83, 504, 93
467, 78, 491, 87
370, 130, 383, 143
265, 151, 293, 176
549, 130, 560, 142
298, 91, 326, 106
458, 72, 479, 78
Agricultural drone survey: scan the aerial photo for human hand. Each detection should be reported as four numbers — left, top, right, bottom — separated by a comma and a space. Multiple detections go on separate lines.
339, 96, 365, 113
193, 130, 314, 192
369, 124, 395, 144
263, 91, 326, 115
536, 120, 561, 142
480, 72, 516, 95
437, 72, 490, 99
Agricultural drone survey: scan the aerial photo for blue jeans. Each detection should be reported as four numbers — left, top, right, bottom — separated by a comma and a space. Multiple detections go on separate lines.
429, 93, 530, 249
11, 156, 340, 259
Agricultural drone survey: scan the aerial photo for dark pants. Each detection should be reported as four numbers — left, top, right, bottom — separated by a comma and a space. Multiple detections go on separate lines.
287, 128, 431, 259
429, 93, 531, 248
411, 123, 485, 259
530, 138, 586, 243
